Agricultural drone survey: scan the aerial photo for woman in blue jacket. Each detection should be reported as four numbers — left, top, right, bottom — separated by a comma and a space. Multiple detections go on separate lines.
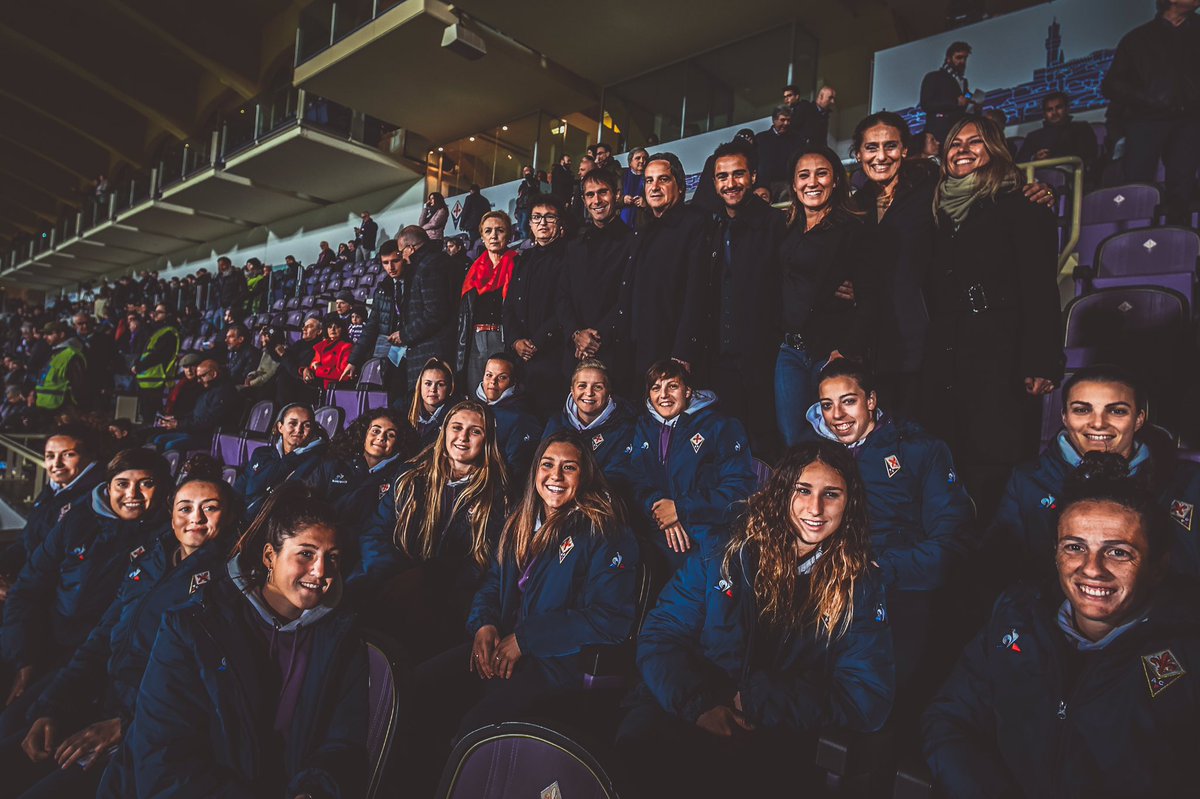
623, 359, 757, 571
235, 402, 327, 516
1, 448, 172, 737
121, 482, 367, 798
403, 356, 458, 448
352, 399, 507, 658
0, 472, 239, 798
542, 358, 636, 478
408, 431, 639, 791
924, 453, 1200, 798
617, 440, 894, 799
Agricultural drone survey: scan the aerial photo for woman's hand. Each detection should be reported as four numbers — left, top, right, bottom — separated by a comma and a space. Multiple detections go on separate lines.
6, 664, 34, 706
513, 339, 537, 361
21, 716, 56, 762
54, 717, 121, 770
651, 498, 679, 529
1025, 376, 1055, 396
470, 625, 501, 679
695, 705, 754, 737
661, 522, 691, 554
301, 367, 314, 383
495, 633, 522, 679
338, 363, 354, 382
1021, 181, 1056, 207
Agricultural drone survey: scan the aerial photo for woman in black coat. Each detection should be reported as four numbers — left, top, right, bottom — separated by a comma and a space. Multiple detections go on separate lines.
920, 116, 1062, 516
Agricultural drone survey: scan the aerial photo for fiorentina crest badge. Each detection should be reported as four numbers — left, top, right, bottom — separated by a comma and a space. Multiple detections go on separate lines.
591, 433, 604, 451
884, 454, 901, 478
558, 536, 574, 564
1142, 649, 1186, 698
1169, 499, 1194, 531
690, 433, 705, 453
189, 570, 212, 595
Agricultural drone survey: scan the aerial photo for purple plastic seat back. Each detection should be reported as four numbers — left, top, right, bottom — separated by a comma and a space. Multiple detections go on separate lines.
271, 298, 285, 312
245, 400, 276, 435
286, 310, 304, 329
181, 336, 196, 351
162, 449, 182, 477
314, 405, 344, 438
354, 287, 372, 303
752, 458, 773, 491
287, 330, 301, 343
441, 724, 617, 799
221, 466, 238, 486
1063, 287, 1190, 373
359, 358, 385, 387
343, 276, 359, 290
1076, 220, 1148, 269
285, 297, 301, 310
329, 388, 364, 427
1081, 184, 1160, 225
304, 309, 323, 322
327, 278, 342, 292
365, 641, 399, 799
1097, 227, 1200, 278
212, 432, 246, 467
360, 390, 389, 419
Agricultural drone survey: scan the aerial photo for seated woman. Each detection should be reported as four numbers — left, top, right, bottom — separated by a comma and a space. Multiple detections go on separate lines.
305, 314, 353, 389
0, 471, 238, 798
617, 441, 894, 799
924, 453, 1200, 796
120, 483, 367, 798
353, 400, 507, 656
307, 408, 419, 535
474, 352, 543, 484
542, 358, 636, 478
1, 449, 172, 737
240, 325, 285, 401
405, 356, 458, 449
807, 359, 974, 691
236, 403, 327, 516
989, 365, 1200, 582
623, 359, 757, 571
408, 432, 638, 790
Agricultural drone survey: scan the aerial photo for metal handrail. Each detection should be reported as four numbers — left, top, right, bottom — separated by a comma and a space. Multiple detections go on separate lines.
1017, 155, 1084, 280
0, 432, 46, 524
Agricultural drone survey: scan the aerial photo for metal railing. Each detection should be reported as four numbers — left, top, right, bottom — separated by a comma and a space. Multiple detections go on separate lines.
0, 433, 46, 526
1018, 155, 1084, 281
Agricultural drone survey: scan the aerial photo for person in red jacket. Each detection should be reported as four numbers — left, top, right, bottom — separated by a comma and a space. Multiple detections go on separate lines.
305, 314, 353, 389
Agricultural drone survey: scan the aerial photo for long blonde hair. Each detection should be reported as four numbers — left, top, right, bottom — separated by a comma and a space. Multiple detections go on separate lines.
723, 441, 871, 640
394, 400, 507, 568
496, 431, 624, 570
406, 357, 455, 430
933, 116, 1025, 217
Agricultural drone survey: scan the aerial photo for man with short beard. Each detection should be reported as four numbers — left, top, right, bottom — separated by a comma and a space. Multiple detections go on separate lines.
920, 41, 974, 145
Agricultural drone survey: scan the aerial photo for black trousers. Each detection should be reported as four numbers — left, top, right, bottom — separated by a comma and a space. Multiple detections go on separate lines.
1124, 116, 1200, 225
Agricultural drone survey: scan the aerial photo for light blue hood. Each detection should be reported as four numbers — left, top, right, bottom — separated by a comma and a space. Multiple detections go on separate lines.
226, 553, 341, 632
476, 382, 517, 405
565, 393, 618, 431
806, 401, 882, 448
646, 388, 717, 426
1055, 430, 1150, 475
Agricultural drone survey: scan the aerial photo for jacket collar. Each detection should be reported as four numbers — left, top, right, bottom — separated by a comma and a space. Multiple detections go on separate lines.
51, 460, 97, 494
565, 394, 618, 431
646, 388, 717, 426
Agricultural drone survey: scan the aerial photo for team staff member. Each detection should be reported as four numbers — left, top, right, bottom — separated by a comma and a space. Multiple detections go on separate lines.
405, 357, 458, 449
808, 360, 974, 691
920, 117, 1062, 517
924, 454, 1200, 797
542, 359, 636, 478
1, 449, 171, 733
618, 442, 894, 799
473, 353, 542, 485
458, 212, 517, 391
123, 484, 367, 798
623, 360, 756, 572
2, 475, 237, 798
989, 365, 1200, 582
0, 426, 101, 600
33, 322, 88, 416
353, 400, 507, 656
132, 305, 180, 419
236, 403, 327, 518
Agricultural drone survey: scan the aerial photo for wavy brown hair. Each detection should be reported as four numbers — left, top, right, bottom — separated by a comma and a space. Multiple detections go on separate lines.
394, 400, 507, 569
723, 441, 871, 640
406, 357, 456, 431
497, 431, 624, 570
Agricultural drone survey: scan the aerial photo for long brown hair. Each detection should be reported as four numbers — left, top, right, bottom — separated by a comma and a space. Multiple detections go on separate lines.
784, 144, 863, 229
497, 431, 624, 570
406, 357, 456, 430
723, 441, 871, 640
933, 116, 1025, 216
394, 400, 507, 569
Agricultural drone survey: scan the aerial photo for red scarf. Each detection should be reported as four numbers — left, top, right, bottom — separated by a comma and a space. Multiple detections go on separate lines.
461, 249, 516, 299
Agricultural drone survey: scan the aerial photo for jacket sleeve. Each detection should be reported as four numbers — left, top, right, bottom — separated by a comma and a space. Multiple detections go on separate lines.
515, 525, 639, 658
531, 271, 563, 350
920, 71, 961, 115
839, 227, 885, 360
635, 553, 733, 722
129, 613, 258, 799
503, 413, 542, 483
401, 262, 453, 346
739, 573, 895, 733
875, 440, 974, 591
921, 609, 1020, 798
466, 556, 506, 637
671, 217, 714, 365
674, 417, 756, 529
1011, 199, 1064, 382
350, 295, 383, 366
502, 266, 529, 344
1, 518, 69, 668
346, 483, 405, 588
556, 262, 581, 341
1100, 34, 1145, 111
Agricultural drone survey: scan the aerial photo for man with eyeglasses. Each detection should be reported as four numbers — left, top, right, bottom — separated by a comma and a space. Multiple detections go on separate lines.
149, 359, 239, 452
131, 305, 180, 419
502, 196, 568, 418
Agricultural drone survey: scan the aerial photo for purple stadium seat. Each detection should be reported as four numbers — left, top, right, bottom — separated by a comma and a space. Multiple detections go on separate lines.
300, 296, 321, 309
245, 400, 276, 435
361, 390, 388, 418
359, 358, 385, 387
752, 457, 773, 490
287, 330, 301, 343
1064, 286, 1189, 362
212, 432, 247, 467
285, 310, 304, 329
271, 299, 285, 312
314, 405, 344, 438
270, 313, 287, 327
1076, 220, 1149, 270
181, 335, 196, 351
437, 722, 619, 799
162, 449, 182, 477
285, 297, 301, 310
304, 309, 323, 321
351, 265, 367, 277
1090, 122, 1107, 153
354, 287, 371, 303
343, 276, 359, 290
327, 278, 343, 292
328, 386, 364, 426
364, 635, 402, 799
1082, 184, 1161, 225
254, 313, 271, 327
1083, 226, 1200, 307
221, 466, 238, 486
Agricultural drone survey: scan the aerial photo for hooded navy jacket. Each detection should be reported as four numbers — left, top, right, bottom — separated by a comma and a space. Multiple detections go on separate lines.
467, 511, 639, 687
0, 460, 102, 578
306, 452, 408, 534
236, 437, 327, 514
621, 390, 756, 554
542, 394, 637, 477
923, 579, 1200, 799
2, 483, 168, 669
635, 544, 894, 731
989, 432, 1200, 581
30, 528, 231, 726
117, 562, 367, 799
475, 384, 542, 483
808, 406, 975, 591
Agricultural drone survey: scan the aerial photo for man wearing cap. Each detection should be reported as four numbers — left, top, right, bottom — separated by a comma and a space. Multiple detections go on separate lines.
164, 351, 203, 420
132, 304, 180, 419
333, 291, 355, 326
33, 322, 88, 417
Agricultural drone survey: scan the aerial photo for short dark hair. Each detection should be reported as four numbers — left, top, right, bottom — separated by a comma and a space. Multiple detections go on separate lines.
1060, 452, 1168, 563
106, 446, 173, 488
232, 482, 341, 587
851, 111, 914, 156
225, 323, 248, 340
485, 351, 522, 382
594, 142, 611, 154
946, 41, 972, 60
783, 83, 800, 94
217, 256, 232, 268
1062, 365, 1146, 414
818, 359, 876, 397
397, 225, 430, 246
644, 358, 691, 394
645, 152, 686, 194
529, 194, 562, 215
1043, 91, 1069, 109
772, 105, 794, 121
581, 168, 618, 194
378, 239, 400, 257
47, 422, 97, 460
712, 140, 757, 173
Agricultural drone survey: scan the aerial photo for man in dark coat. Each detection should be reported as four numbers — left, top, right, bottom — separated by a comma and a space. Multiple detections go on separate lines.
753, 107, 800, 200
148, 360, 240, 451
222, 324, 259, 386
1102, 0, 1200, 224
550, 154, 574, 206
214, 256, 246, 319
348, 233, 457, 401
789, 85, 837, 148
354, 211, 379, 261
620, 153, 715, 384
457, 185, 491, 245
920, 41, 974, 145
1015, 91, 1099, 171
72, 311, 117, 409
513, 166, 540, 241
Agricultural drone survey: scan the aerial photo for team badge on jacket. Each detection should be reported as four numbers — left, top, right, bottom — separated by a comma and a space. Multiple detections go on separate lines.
1169, 499, 1194, 531
58, 502, 73, 521
716, 578, 733, 598
189, 570, 211, 595
379, 482, 390, 498
884, 454, 901, 478
129, 545, 146, 560
591, 433, 604, 451
999, 628, 1021, 653
1142, 648, 1186, 698
610, 552, 624, 569
690, 433, 705, 453
558, 536, 574, 564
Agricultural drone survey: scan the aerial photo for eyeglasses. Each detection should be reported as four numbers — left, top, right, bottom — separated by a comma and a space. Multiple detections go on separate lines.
195, 370, 215, 380
530, 213, 559, 224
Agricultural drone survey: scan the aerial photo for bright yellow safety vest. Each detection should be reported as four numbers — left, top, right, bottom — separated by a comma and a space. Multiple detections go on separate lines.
136, 325, 180, 391
35, 343, 86, 410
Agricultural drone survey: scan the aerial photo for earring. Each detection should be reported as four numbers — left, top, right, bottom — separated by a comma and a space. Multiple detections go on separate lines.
266, 566, 273, 583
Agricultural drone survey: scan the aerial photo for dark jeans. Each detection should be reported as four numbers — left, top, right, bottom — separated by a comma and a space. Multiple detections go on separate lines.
774, 343, 826, 448
1124, 117, 1200, 224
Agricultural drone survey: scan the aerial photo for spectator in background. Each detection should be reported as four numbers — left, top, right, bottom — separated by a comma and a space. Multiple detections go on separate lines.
420, 192, 449, 240
572, 155, 597, 223
132, 305, 180, 419
333, 291, 354, 326
243, 258, 268, 313
213, 256, 246, 321
791, 85, 837, 148
459, 212, 516, 390
551, 153, 574, 206
620, 148, 649, 229
1102, 0, 1200, 225
444, 236, 471, 278
33, 322, 88, 417
316, 240, 336, 268
0, 386, 31, 432
514, 166, 540, 241
73, 311, 117, 409
242, 325, 285, 401
18, 324, 49, 376
920, 41, 975, 145
149, 359, 238, 452
1016, 92, 1099, 171
458, 185, 491, 246
754, 106, 799, 201
354, 211, 379, 262
348, 306, 366, 344
593, 142, 623, 181
305, 315, 353, 389
222, 323, 259, 386
277, 316, 322, 408
164, 352, 203, 419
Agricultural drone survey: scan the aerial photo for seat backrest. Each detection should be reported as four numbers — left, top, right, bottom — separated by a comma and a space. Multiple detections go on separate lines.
221, 466, 238, 486
1090, 121, 1108, 152
358, 358, 385, 387
752, 458, 773, 491
1096, 226, 1200, 278
285, 297, 301, 310
354, 287, 372, 303
245, 400, 276, 434
1081, 184, 1160, 225
437, 722, 619, 799
314, 405, 344, 438
1063, 286, 1189, 350
162, 449, 182, 478
1076, 220, 1145, 269
271, 298, 285, 312
364, 633, 404, 799
286, 310, 304, 328
328, 278, 342, 291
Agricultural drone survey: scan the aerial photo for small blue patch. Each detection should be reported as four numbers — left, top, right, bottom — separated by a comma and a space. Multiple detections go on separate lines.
875, 602, 888, 623
1040, 495, 1057, 510
947, 470, 956, 484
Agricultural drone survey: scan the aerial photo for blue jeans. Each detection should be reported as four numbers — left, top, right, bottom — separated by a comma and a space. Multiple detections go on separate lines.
774, 343, 825, 447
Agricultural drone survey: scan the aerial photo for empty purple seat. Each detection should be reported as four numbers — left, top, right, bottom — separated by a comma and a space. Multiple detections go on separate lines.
1076, 220, 1150, 270
162, 450, 182, 477
181, 335, 196, 351
1063, 286, 1189, 370
221, 466, 238, 486
244, 400, 276, 435
285, 297, 301, 310
343, 276, 359, 290
300, 296, 320, 309
1081, 184, 1160, 225
211, 432, 246, 467
271, 299, 285, 312
327, 278, 343, 292
270, 313, 287, 327
1084, 226, 1200, 308
314, 405, 344, 438
328, 387, 364, 426
354, 287, 372, 303
304, 309, 323, 321
287, 330, 301, 343
286, 310, 304, 329
359, 358, 384, 387
365, 637, 402, 798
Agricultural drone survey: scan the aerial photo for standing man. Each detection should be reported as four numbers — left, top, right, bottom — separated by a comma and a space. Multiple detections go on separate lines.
132, 304, 180, 419
920, 41, 975, 145
709, 141, 787, 457
315, 241, 336, 268
551, 153, 574, 206
514, 166, 540, 241
73, 312, 117, 410
33, 322, 88, 418
620, 153, 714, 381
354, 211, 379, 262
1102, 0, 1200, 225
593, 142, 624, 181
214, 255, 246, 322
790, 85, 837, 148
753, 106, 799, 201
458, 185, 491, 246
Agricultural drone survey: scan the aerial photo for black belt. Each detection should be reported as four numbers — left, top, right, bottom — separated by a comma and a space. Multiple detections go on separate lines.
783, 333, 808, 350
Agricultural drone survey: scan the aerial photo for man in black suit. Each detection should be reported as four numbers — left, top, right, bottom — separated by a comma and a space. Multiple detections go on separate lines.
920, 41, 975, 145
354, 211, 379, 262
